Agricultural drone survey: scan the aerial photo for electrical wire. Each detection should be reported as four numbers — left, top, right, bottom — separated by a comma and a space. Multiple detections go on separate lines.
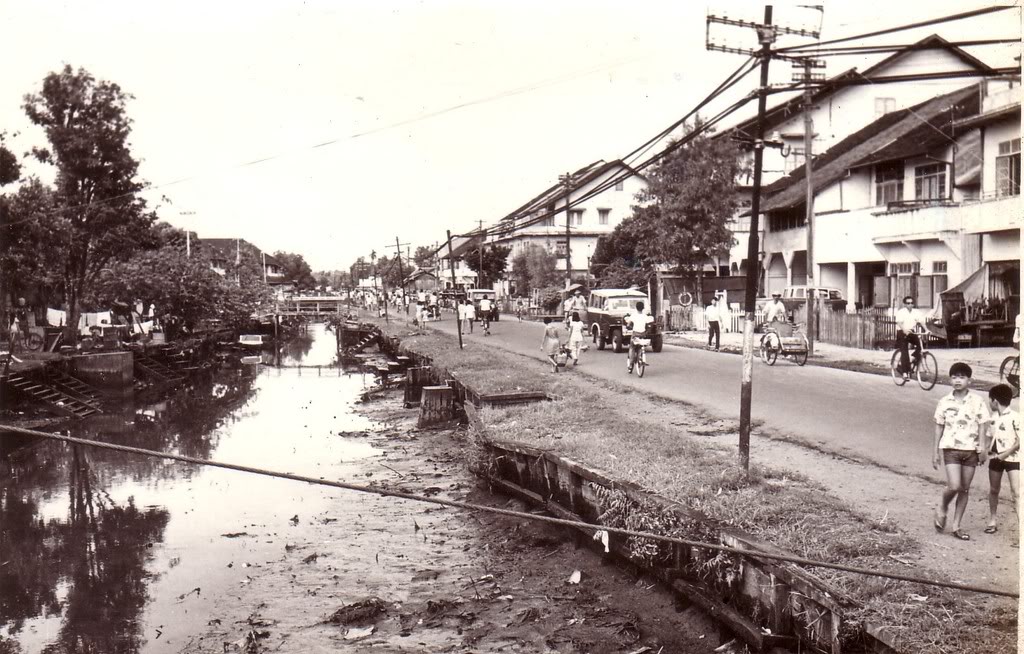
776, 5, 1015, 53
0, 423, 1015, 599
783, 38, 1020, 58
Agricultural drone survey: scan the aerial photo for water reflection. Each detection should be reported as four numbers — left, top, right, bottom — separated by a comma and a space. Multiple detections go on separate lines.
1, 323, 380, 653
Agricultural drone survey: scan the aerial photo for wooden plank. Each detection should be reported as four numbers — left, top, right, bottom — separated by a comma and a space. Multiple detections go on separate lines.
671, 579, 765, 651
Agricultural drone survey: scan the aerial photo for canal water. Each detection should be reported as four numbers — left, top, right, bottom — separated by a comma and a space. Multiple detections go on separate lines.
0, 325, 386, 653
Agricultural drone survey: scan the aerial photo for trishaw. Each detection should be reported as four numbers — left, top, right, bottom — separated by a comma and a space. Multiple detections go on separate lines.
759, 321, 808, 366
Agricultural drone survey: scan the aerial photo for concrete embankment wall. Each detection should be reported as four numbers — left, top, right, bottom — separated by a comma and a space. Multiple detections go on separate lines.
378, 331, 899, 654
71, 352, 134, 389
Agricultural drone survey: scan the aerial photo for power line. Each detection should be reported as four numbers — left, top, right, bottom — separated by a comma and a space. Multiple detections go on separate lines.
0, 423, 1015, 599
777, 5, 1015, 53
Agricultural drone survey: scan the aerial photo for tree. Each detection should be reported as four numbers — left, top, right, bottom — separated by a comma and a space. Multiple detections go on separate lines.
22, 65, 156, 341
88, 245, 224, 339
462, 244, 511, 288
412, 245, 435, 269
590, 221, 653, 289
628, 124, 745, 299
510, 244, 559, 296
272, 251, 316, 289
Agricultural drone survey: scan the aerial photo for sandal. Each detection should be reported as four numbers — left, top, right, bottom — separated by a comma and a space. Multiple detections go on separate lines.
933, 512, 946, 533
984, 525, 998, 534
951, 530, 971, 541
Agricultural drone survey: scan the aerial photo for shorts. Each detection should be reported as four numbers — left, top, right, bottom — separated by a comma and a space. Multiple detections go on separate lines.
942, 449, 979, 466
989, 458, 1020, 473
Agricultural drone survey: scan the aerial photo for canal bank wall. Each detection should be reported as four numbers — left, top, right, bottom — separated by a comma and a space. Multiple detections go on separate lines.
373, 329, 900, 654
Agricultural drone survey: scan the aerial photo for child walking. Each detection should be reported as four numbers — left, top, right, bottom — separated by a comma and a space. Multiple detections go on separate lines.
984, 383, 1019, 536
566, 311, 586, 365
932, 362, 990, 541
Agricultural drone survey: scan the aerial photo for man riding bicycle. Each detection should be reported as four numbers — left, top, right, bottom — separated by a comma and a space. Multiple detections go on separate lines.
478, 295, 493, 334
623, 301, 653, 373
895, 295, 926, 380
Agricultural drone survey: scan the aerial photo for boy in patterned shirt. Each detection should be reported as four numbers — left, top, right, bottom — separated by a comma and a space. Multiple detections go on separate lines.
984, 383, 1019, 535
932, 362, 990, 541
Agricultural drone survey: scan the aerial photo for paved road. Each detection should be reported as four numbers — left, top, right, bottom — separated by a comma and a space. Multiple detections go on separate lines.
428, 315, 968, 484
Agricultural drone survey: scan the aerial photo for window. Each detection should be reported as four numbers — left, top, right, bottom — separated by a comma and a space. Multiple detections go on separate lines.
539, 215, 554, 227
914, 163, 946, 200
767, 209, 806, 231
889, 262, 920, 275
614, 181, 624, 191
875, 161, 904, 206
784, 148, 806, 174
598, 209, 610, 225
555, 241, 567, 256
996, 139, 1021, 196
875, 97, 896, 118
568, 209, 583, 226
932, 261, 947, 274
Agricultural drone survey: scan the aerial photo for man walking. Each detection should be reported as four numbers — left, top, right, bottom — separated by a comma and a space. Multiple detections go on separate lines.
704, 299, 720, 351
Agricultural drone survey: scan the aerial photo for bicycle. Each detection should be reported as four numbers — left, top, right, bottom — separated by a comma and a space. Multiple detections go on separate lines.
7, 328, 44, 353
999, 354, 1019, 397
758, 322, 808, 366
627, 335, 650, 377
890, 329, 937, 391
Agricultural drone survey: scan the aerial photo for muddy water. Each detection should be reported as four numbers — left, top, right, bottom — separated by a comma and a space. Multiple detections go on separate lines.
0, 325, 385, 653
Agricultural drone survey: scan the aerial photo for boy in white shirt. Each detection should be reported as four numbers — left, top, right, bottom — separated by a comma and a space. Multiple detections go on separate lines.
984, 383, 1019, 535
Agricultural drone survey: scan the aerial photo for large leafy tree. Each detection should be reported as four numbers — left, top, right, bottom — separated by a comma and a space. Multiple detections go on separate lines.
510, 244, 559, 296
87, 245, 224, 339
628, 124, 745, 298
412, 245, 435, 269
22, 65, 156, 340
1, 179, 65, 327
462, 244, 511, 288
590, 221, 653, 289
272, 251, 316, 289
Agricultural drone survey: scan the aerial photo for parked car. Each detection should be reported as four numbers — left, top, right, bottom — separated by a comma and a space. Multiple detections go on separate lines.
586, 288, 663, 353
781, 285, 847, 313
466, 288, 500, 322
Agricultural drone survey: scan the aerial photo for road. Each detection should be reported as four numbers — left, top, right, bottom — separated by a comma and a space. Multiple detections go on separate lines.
428, 315, 964, 484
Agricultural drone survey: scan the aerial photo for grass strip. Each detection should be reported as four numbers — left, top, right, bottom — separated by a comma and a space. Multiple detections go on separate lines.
375, 317, 1017, 653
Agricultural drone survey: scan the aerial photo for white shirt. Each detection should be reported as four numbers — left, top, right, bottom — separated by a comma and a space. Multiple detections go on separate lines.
764, 300, 786, 323
479, 299, 492, 312
895, 307, 925, 333
625, 312, 654, 336
704, 305, 720, 322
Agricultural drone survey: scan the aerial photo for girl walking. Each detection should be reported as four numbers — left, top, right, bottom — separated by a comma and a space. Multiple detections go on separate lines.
540, 316, 563, 373
566, 311, 586, 365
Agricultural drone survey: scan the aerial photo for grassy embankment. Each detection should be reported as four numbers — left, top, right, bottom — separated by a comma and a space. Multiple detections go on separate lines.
375, 318, 1017, 654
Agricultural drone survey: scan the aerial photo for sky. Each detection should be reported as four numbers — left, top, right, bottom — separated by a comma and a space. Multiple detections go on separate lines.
1, 1, 1019, 271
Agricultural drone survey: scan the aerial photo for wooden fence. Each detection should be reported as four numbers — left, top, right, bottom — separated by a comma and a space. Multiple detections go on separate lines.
665, 303, 899, 350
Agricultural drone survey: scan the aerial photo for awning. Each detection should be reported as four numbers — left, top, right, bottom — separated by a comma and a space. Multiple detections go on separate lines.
941, 264, 988, 301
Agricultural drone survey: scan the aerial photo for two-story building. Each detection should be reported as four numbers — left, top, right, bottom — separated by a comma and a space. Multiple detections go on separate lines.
718, 35, 996, 280
199, 238, 289, 287
483, 159, 647, 293
757, 78, 1019, 312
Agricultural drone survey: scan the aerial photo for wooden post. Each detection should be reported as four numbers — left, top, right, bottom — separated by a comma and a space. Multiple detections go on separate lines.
418, 385, 456, 428
404, 366, 433, 408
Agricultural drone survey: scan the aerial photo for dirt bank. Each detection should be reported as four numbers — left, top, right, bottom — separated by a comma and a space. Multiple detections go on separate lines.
178, 388, 726, 653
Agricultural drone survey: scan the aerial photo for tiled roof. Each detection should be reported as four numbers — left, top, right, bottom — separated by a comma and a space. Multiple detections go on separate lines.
757, 85, 979, 213
498, 159, 642, 225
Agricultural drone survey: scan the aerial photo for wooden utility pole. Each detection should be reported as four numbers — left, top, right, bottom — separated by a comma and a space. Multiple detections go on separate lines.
798, 57, 825, 355
478, 220, 486, 289
390, 237, 410, 315
446, 230, 464, 349
707, 5, 820, 473
559, 172, 572, 289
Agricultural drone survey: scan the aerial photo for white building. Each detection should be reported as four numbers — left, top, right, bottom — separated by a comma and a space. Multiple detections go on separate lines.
758, 79, 1020, 311
484, 159, 647, 293
718, 35, 996, 280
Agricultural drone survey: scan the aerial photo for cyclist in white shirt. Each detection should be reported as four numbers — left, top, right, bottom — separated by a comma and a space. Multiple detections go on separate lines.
764, 293, 787, 324
478, 296, 493, 334
623, 301, 654, 373
895, 295, 926, 380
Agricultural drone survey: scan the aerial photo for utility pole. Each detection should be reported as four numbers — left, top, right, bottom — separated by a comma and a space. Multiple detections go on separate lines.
796, 56, 825, 355
390, 237, 411, 315
447, 230, 464, 350
478, 220, 486, 289
707, 6, 819, 472
559, 172, 572, 289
